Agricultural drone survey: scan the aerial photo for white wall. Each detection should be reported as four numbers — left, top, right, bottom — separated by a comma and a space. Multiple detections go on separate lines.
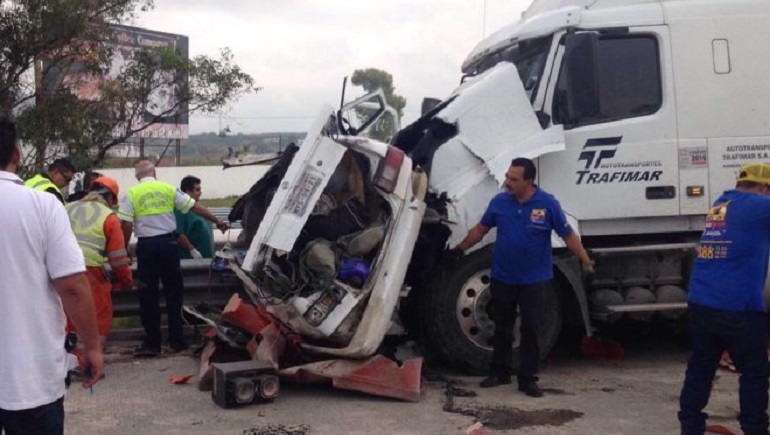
99, 165, 270, 199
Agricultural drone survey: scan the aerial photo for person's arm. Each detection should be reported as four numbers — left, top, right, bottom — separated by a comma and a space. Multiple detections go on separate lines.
551, 198, 594, 273
562, 232, 591, 265
117, 193, 135, 252
455, 223, 491, 253
120, 220, 133, 252
177, 233, 194, 251
191, 202, 229, 233
104, 215, 132, 286
53, 273, 103, 388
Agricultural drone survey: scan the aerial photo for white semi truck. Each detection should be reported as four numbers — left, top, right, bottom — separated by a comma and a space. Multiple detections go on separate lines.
230, 0, 770, 373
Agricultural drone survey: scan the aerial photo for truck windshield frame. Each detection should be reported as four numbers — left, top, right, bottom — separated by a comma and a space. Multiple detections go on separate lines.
472, 35, 553, 103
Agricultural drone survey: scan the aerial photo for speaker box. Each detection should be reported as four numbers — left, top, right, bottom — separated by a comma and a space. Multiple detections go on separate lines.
211, 360, 280, 408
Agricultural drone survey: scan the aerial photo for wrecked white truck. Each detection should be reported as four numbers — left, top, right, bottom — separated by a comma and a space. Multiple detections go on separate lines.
220, 0, 770, 377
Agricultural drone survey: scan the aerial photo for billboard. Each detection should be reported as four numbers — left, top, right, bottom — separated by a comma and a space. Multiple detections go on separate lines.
47, 24, 190, 139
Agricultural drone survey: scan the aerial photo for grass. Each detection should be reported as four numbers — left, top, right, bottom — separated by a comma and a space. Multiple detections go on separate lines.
200, 196, 239, 207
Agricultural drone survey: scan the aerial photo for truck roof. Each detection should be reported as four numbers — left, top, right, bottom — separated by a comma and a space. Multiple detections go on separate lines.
461, 0, 754, 74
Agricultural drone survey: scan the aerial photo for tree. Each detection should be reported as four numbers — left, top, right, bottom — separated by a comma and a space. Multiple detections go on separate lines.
350, 68, 405, 142
0, 0, 259, 177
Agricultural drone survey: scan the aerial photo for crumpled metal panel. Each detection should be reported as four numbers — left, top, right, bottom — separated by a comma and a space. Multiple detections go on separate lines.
279, 355, 423, 402
427, 63, 566, 248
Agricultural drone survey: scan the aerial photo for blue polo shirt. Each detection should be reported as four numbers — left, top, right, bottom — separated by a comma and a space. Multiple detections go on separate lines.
480, 188, 573, 285
688, 189, 770, 312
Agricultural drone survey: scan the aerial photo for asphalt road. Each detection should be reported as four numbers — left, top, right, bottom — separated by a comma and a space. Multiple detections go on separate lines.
64, 330, 745, 435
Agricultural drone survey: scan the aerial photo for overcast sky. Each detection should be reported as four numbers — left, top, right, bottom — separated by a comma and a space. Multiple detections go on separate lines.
135, 0, 532, 135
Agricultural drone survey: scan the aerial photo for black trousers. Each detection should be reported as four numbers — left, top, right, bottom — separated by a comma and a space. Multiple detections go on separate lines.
489, 278, 547, 385
136, 233, 185, 349
0, 397, 64, 435
679, 303, 769, 435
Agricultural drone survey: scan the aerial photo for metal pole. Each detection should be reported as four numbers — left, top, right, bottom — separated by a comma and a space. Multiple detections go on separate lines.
482, 0, 487, 38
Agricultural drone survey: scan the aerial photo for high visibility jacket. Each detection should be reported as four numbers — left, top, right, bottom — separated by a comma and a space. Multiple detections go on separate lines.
66, 201, 112, 266
125, 179, 177, 217
25, 174, 63, 200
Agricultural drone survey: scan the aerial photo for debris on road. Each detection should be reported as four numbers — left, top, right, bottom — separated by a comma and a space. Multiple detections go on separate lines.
465, 422, 485, 435
441, 378, 583, 431
580, 335, 625, 362
168, 374, 194, 384
242, 424, 311, 435
706, 424, 736, 435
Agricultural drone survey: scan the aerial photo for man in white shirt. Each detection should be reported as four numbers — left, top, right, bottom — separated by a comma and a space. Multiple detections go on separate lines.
0, 118, 103, 434
119, 160, 227, 357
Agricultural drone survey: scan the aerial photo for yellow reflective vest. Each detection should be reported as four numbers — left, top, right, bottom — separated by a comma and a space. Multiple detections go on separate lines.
25, 174, 63, 201
125, 179, 178, 217
66, 200, 112, 267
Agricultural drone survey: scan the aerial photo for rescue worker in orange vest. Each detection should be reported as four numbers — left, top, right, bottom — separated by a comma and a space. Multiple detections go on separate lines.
65, 175, 132, 351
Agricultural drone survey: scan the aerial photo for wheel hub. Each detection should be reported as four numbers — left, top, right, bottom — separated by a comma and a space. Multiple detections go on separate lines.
455, 269, 520, 351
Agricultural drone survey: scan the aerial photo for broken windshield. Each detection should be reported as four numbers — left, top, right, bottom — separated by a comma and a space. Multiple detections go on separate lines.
471, 35, 552, 102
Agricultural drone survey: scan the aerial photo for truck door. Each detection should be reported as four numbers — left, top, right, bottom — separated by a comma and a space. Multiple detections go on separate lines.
538, 27, 679, 225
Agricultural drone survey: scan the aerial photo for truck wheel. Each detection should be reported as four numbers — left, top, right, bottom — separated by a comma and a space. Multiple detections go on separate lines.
424, 247, 563, 375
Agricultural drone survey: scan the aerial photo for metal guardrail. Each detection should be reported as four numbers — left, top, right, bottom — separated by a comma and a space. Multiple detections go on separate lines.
209, 206, 242, 230
112, 259, 244, 317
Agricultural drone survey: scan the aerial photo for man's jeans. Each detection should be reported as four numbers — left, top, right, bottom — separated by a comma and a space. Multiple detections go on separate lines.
0, 397, 64, 435
679, 303, 769, 435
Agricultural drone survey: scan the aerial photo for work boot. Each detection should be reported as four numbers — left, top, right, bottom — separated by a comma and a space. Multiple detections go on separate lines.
518, 382, 544, 398
479, 374, 512, 388
133, 343, 160, 358
167, 341, 189, 354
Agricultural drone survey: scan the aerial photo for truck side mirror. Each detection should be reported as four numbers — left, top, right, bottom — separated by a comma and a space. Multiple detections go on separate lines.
421, 98, 442, 116
563, 32, 600, 123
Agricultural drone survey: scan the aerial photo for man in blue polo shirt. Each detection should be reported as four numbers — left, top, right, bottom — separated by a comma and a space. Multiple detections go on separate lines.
678, 162, 770, 435
449, 157, 593, 398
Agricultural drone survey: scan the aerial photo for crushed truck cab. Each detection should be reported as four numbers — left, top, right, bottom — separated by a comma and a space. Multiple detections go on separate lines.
235, 103, 426, 359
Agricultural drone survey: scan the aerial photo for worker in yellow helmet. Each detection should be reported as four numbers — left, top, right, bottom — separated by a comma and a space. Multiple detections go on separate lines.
65, 175, 132, 355
25, 158, 76, 204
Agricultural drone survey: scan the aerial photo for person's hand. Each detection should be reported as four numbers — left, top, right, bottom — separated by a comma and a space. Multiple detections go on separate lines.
80, 348, 104, 390
581, 258, 596, 282
215, 220, 229, 233
189, 248, 203, 259
445, 246, 465, 262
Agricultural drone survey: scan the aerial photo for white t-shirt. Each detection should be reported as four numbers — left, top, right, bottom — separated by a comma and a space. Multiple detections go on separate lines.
0, 171, 86, 410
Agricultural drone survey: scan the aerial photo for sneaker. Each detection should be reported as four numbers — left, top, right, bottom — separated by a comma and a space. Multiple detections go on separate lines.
133, 344, 160, 358
479, 375, 512, 388
518, 382, 544, 398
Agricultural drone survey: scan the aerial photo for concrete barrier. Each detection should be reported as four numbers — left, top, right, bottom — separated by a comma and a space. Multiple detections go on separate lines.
98, 164, 270, 200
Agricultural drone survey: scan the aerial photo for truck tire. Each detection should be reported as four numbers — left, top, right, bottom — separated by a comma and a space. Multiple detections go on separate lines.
423, 247, 563, 375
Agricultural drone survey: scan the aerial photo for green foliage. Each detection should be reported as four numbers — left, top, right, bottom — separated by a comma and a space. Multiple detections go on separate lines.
0, 0, 259, 178
350, 68, 406, 142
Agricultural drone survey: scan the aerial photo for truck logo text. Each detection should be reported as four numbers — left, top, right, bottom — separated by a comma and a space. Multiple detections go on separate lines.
576, 137, 663, 185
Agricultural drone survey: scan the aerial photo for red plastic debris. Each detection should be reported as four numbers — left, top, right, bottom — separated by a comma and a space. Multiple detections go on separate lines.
705, 424, 736, 434
333, 355, 423, 402
168, 374, 194, 384
279, 356, 423, 402
222, 294, 274, 335
580, 335, 624, 361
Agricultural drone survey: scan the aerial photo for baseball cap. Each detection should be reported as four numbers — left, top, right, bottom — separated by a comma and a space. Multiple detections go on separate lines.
736, 162, 770, 184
